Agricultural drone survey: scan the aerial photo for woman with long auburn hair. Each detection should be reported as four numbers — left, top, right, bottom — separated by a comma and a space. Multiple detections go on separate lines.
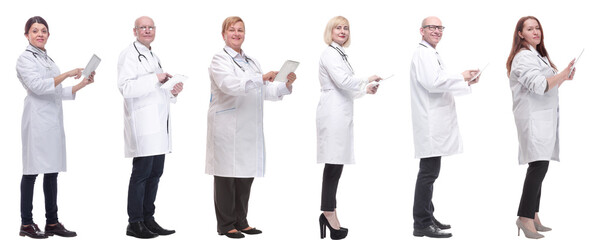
506, 16, 576, 239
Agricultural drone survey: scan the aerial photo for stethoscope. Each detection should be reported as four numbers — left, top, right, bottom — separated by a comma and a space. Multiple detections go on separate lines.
419, 43, 443, 68
134, 41, 162, 70
329, 45, 354, 73
223, 48, 258, 73
537, 55, 557, 74
27, 45, 54, 70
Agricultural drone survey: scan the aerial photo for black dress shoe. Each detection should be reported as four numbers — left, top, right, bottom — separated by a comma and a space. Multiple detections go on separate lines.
144, 219, 175, 235
19, 223, 47, 239
223, 231, 245, 238
240, 227, 262, 235
413, 225, 452, 238
45, 222, 77, 237
433, 218, 451, 230
126, 221, 158, 239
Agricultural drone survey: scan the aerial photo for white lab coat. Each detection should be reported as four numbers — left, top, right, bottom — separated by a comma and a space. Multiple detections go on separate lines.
206, 46, 291, 178
17, 45, 75, 174
410, 41, 471, 159
118, 41, 176, 158
509, 46, 559, 164
316, 42, 368, 164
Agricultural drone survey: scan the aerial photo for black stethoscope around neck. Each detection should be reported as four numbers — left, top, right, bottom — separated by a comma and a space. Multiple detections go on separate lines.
223, 48, 257, 73
134, 41, 162, 69
329, 44, 354, 73
419, 43, 443, 68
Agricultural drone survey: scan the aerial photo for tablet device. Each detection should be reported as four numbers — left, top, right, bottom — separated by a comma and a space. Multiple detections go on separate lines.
83, 54, 101, 78
274, 60, 300, 82
380, 74, 394, 81
160, 74, 187, 90
569, 49, 584, 78
470, 62, 489, 81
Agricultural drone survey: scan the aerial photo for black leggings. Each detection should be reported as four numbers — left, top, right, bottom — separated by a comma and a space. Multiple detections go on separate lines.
21, 173, 59, 226
321, 164, 344, 211
517, 161, 549, 219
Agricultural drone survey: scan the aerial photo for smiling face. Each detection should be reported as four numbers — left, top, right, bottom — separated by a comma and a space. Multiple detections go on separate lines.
518, 18, 542, 48
223, 21, 245, 53
420, 17, 443, 48
25, 23, 49, 50
134, 16, 156, 48
332, 24, 349, 46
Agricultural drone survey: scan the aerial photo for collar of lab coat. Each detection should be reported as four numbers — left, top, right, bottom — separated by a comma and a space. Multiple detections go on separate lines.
419, 40, 436, 52
527, 44, 551, 65
527, 44, 540, 56
224, 45, 247, 59
27, 44, 50, 59
135, 40, 152, 52
330, 41, 346, 53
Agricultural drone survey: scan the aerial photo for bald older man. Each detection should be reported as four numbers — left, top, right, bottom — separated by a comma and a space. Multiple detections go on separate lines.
118, 16, 183, 239
409, 16, 479, 238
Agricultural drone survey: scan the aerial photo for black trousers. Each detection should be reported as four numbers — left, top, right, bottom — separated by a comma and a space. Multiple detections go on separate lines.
127, 154, 165, 223
518, 161, 549, 219
20, 173, 59, 226
321, 164, 344, 211
214, 176, 254, 235
413, 156, 441, 229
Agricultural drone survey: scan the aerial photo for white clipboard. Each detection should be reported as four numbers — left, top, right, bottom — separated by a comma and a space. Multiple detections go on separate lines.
274, 60, 300, 82
83, 54, 101, 78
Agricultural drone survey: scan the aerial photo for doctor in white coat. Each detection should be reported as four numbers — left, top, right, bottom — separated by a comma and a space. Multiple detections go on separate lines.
506, 16, 575, 239
409, 16, 479, 238
316, 16, 380, 240
118, 16, 182, 239
206, 16, 296, 239
17, 16, 94, 239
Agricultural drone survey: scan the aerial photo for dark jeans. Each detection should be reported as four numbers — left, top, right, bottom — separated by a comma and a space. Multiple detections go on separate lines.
214, 176, 254, 235
518, 161, 549, 219
20, 173, 59, 226
413, 156, 441, 229
321, 164, 344, 211
127, 154, 165, 223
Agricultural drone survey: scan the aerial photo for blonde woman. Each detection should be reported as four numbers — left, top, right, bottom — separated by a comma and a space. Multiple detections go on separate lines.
316, 16, 381, 240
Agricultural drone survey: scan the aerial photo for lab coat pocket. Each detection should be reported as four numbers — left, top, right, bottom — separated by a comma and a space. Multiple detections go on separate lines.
213, 108, 236, 161
430, 105, 454, 141
530, 109, 554, 142
133, 105, 161, 136
33, 97, 60, 132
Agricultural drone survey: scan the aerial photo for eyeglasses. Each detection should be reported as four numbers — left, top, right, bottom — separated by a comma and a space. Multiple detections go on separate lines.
423, 25, 445, 32
136, 26, 156, 31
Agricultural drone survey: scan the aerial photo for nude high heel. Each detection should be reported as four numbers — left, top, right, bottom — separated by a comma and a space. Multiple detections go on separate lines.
516, 219, 544, 239
534, 222, 552, 232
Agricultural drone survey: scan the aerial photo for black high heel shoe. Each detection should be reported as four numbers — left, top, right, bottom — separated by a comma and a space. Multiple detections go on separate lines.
319, 213, 348, 239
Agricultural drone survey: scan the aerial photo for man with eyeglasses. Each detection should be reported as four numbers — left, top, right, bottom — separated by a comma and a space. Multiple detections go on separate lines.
118, 16, 183, 239
409, 16, 480, 238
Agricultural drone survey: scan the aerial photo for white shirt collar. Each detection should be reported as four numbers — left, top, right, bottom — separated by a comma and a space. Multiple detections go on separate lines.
224, 45, 246, 59
27, 44, 49, 58
134, 40, 152, 52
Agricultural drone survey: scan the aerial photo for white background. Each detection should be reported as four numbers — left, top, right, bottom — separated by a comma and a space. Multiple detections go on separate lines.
1, 0, 597, 240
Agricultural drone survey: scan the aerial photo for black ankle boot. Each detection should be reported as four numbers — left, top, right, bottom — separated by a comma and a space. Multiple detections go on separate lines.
126, 221, 158, 239
144, 219, 175, 235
